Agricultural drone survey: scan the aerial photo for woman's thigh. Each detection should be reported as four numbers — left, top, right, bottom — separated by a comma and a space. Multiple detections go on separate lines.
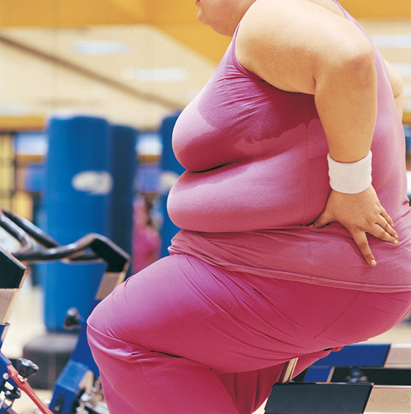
88, 254, 411, 373
312, 289, 411, 348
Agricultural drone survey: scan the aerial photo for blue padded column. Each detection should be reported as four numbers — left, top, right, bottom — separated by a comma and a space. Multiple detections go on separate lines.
159, 112, 184, 257
43, 115, 112, 331
109, 124, 137, 273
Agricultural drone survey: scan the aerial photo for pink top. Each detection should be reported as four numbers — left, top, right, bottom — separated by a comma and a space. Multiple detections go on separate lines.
167, 2, 411, 292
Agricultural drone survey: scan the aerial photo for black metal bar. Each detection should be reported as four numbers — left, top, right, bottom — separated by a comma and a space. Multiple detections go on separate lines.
0, 212, 33, 253
2, 209, 59, 248
0, 210, 129, 273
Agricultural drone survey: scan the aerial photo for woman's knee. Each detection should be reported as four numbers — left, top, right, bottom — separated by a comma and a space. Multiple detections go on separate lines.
87, 300, 107, 335
86, 308, 111, 357
86, 300, 123, 361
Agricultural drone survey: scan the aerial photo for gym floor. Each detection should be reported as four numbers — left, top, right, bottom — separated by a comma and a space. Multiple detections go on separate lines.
4, 278, 411, 414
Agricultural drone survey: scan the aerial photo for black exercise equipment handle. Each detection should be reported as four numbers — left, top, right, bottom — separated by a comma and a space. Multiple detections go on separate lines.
0, 209, 129, 273
0, 212, 33, 253
2, 209, 59, 249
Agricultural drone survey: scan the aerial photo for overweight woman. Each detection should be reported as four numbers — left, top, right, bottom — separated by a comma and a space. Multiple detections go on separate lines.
87, 0, 411, 413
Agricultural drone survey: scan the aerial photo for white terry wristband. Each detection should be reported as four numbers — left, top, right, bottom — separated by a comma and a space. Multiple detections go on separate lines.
327, 151, 372, 194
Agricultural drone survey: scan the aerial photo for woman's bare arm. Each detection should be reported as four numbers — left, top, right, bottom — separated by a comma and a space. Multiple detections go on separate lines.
236, 0, 399, 265
384, 59, 404, 119
236, 0, 377, 161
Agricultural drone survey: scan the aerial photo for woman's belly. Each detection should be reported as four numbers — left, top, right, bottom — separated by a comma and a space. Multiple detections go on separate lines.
167, 154, 328, 232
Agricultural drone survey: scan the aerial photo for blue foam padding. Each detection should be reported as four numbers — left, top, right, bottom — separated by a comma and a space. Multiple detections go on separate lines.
159, 113, 184, 257
43, 115, 111, 330
303, 366, 334, 382
313, 344, 390, 368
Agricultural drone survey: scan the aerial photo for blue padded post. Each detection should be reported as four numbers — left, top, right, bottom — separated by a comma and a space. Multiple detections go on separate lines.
109, 124, 137, 274
159, 112, 184, 257
43, 115, 112, 331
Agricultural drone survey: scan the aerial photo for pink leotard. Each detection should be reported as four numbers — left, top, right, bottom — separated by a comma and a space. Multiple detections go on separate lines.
167, 4, 411, 292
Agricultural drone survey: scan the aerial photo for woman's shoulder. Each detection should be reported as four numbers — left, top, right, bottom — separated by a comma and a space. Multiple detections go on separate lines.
238, 0, 358, 40
236, 0, 373, 93
240, 0, 346, 27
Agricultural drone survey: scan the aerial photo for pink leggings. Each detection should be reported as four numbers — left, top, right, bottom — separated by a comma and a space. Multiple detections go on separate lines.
87, 254, 411, 414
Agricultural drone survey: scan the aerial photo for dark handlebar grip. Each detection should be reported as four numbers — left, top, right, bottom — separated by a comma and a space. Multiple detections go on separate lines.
16, 358, 39, 379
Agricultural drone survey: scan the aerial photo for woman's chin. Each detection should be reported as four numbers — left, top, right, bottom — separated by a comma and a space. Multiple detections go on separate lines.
197, 10, 207, 26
